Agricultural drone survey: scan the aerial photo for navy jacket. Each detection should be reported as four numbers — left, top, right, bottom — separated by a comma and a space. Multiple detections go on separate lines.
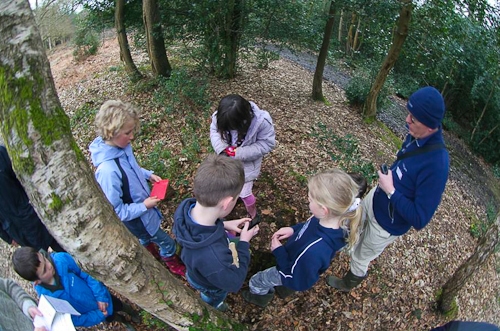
173, 198, 251, 292
373, 128, 449, 235
274, 217, 346, 291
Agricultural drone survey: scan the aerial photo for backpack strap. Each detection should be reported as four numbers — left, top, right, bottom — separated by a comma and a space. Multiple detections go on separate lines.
113, 158, 150, 239
396, 143, 446, 161
114, 158, 133, 204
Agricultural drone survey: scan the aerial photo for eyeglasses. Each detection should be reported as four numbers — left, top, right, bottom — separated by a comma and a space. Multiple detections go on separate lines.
408, 113, 418, 124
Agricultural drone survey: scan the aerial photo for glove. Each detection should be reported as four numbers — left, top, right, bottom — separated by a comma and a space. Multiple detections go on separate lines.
224, 146, 236, 157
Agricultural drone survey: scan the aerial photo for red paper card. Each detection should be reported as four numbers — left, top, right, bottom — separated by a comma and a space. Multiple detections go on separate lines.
150, 179, 169, 199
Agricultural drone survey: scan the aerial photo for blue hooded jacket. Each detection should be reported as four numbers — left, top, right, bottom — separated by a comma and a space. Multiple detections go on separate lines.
173, 198, 251, 293
89, 137, 161, 236
34, 252, 112, 327
273, 216, 347, 291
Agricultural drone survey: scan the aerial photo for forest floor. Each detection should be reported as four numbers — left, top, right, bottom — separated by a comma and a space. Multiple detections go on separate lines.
2, 37, 500, 331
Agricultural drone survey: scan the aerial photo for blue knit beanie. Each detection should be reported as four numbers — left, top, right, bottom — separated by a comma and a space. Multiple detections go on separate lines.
407, 86, 445, 129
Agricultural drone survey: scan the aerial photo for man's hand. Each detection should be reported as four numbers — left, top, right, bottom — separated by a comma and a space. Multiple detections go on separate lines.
378, 169, 395, 195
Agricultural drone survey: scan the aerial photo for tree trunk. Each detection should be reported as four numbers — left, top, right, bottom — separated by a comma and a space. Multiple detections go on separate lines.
312, 0, 336, 101
363, 0, 412, 120
142, 0, 171, 78
470, 87, 494, 141
225, 0, 243, 79
338, 9, 344, 42
0, 1, 243, 330
115, 0, 142, 82
438, 213, 500, 314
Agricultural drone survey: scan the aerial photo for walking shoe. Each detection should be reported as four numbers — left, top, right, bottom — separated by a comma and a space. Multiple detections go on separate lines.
327, 269, 366, 292
241, 290, 274, 308
144, 243, 161, 261
162, 255, 186, 277
274, 286, 296, 299
216, 301, 229, 312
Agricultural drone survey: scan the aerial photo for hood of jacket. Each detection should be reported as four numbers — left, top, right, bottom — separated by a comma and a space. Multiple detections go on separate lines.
173, 198, 227, 250
89, 136, 125, 167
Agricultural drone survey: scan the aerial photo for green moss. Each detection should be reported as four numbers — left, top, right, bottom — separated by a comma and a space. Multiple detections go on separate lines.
188, 308, 246, 331
435, 288, 459, 318
374, 120, 402, 151
48, 193, 64, 212
1, 65, 75, 175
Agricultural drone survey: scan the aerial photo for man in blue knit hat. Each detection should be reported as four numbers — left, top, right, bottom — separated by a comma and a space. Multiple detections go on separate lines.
328, 86, 450, 291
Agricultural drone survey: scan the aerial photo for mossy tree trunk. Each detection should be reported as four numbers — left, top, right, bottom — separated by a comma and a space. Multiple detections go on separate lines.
438, 213, 500, 315
312, 0, 336, 101
0, 1, 243, 330
363, 0, 412, 120
143, 0, 171, 78
115, 0, 143, 82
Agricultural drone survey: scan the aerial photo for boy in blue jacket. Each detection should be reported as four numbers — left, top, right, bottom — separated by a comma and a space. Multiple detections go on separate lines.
12, 247, 136, 328
173, 155, 260, 311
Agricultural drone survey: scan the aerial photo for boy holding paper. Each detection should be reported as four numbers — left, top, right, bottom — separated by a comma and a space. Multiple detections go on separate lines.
12, 247, 136, 328
89, 100, 185, 276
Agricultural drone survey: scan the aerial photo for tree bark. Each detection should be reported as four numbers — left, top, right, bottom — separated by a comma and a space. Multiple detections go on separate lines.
115, 0, 143, 82
363, 0, 412, 119
0, 1, 243, 330
438, 213, 500, 314
312, 0, 336, 101
142, 0, 171, 78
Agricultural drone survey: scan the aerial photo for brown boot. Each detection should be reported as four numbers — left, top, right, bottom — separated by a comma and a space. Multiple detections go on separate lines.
162, 255, 186, 277
144, 243, 161, 261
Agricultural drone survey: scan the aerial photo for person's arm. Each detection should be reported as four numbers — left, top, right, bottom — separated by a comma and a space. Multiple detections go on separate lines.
62, 254, 110, 302
209, 113, 229, 155
0, 278, 38, 318
384, 160, 448, 230
234, 116, 275, 161
0, 222, 13, 244
95, 164, 148, 221
273, 242, 325, 291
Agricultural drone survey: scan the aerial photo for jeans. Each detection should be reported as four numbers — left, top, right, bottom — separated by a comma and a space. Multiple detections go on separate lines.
187, 273, 227, 309
139, 228, 176, 258
249, 266, 282, 295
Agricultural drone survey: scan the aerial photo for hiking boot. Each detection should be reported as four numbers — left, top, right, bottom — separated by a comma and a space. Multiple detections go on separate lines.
216, 301, 229, 312
144, 243, 161, 261
327, 270, 366, 292
274, 286, 296, 299
162, 255, 186, 277
241, 290, 274, 308
121, 302, 141, 324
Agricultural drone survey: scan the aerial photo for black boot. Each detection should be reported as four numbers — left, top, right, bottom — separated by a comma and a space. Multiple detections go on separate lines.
327, 270, 366, 292
121, 302, 141, 323
274, 286, 296, 299
242, 290, 274, 308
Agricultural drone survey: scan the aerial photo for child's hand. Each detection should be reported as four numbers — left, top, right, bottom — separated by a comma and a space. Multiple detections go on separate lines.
223, 218, 251, 233
270, 235, 283, 251
224, 146, 236, 157
144, 197, 161, 209
28, 306, 43, 319
150, 174, 162, 183
272, 227, 293, 241
97, 301, 108, 315
239, 221, 259, 242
